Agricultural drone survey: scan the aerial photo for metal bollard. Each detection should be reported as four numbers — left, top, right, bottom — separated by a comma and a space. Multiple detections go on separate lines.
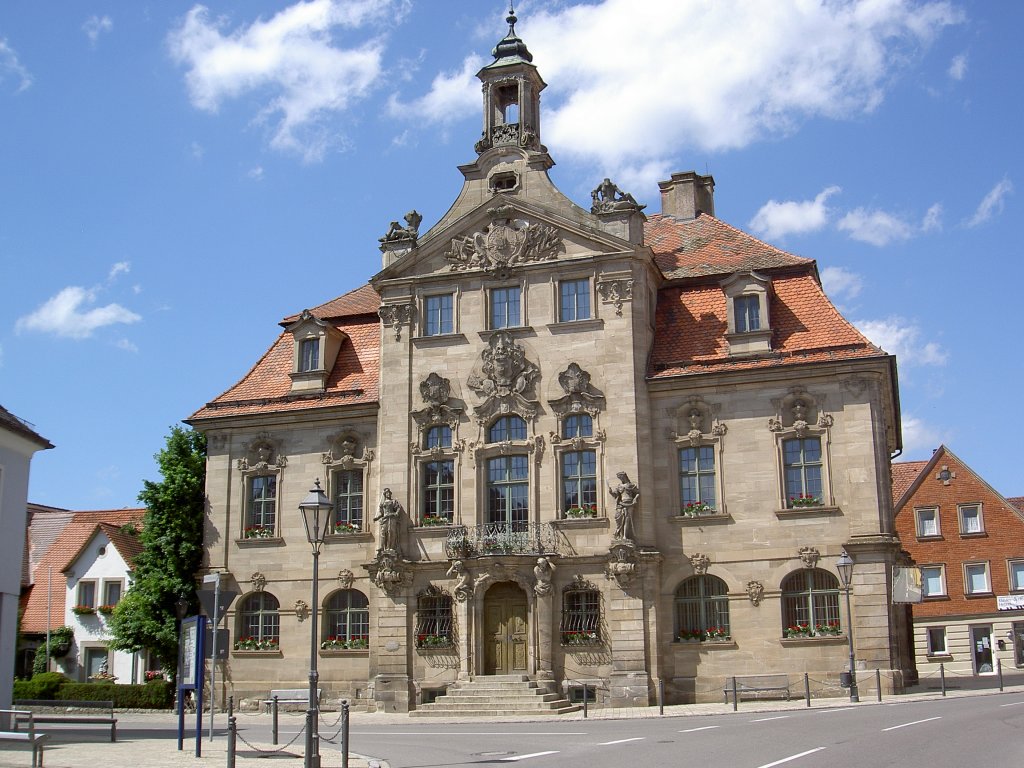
272, 696, 279, 745
229, 695, 234, 718
940, 663, 946, 697
341, 699, 350, 768
583, 684, 589, 719
998, 658, 1004, 692
731, 677, 738, 712
804, 673, 810, 707
227, 715, 237, 768
658, 679, 664, 715
876, 669, 882, 702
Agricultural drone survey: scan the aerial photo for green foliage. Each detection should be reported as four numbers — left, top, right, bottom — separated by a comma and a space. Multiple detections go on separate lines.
107, 426, 207, 667
49, 626, 74, 647
31, 646, 48, 676
58, 681, 174, 708
14, 679, 40, 699
31, 672, 68, 699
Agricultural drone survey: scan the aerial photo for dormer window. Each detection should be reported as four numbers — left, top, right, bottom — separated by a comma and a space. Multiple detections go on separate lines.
286, 309, 346, 393
722, 271, 772, 357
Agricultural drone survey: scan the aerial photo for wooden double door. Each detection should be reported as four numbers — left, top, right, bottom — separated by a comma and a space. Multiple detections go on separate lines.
483, 582, 528, 675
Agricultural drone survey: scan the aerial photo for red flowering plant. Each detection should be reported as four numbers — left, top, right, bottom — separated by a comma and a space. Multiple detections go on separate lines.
71, 605, 96, 616
784, 623, 813, 638
788, 494, 821, 509
420, 514, 450, 527
704, 626, 729, 640
234, 636, 279, 651
321, 635, 369, 650
681, 501, 715, 517
814, 621, 841, 636
565, 504, 598, 519
243, 526, 275, 539
415, 633, 453, 648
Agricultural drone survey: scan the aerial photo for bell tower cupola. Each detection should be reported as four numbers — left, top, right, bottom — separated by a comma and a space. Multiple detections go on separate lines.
474, 4, 547, 155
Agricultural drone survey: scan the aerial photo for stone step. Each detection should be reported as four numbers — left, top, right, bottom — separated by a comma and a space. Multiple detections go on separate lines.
438, 691, 563, 703
410, 705, 581, 718
418, 698, 569, 711
451, 680, 541, 690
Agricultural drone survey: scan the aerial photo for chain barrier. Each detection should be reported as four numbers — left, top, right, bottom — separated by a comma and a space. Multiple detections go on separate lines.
234, 718, 307, 754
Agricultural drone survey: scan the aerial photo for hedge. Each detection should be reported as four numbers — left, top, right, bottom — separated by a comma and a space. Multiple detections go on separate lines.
57, 681, 174, 708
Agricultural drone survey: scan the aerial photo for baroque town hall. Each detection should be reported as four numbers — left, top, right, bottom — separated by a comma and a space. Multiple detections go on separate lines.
190, 10, 912, 712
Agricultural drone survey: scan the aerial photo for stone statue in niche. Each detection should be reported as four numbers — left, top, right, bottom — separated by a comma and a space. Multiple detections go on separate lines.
533, 557, 555, 596
447, 559, 473, 602
591, 178, 645, 214
608, 471, 639, 541
374, 488, 403, 557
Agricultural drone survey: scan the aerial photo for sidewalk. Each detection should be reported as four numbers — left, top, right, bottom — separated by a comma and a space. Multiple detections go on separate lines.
3, 681, 1022, 768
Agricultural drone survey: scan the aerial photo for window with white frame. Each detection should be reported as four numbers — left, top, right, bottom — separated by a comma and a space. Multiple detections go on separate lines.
927, 626, 947, 655
679, 445, 717, 513
331, 469, 364, 533
490, 286, 521, 329
299, 337, 319, 372
245, 475, 277, 535
734, 294, 761, 333
782, 437, 823, 506
921, 565, 945, 597
1010, 560, 1024, 592
780, 569, 840, 636
964, 562, 991, 595
422, 459, 454, 524
424, 294, 454, 336
559, 279, 591, 322
958, 504, 984, 535
675, 575, 730, 640
562, 449, 597, 516
237, 593, 280, 649
102, 581, 122, 608
77, 581, 96, 610
915, 507, 940, 538
485, 416, 529, 530
323, 590, 369, 649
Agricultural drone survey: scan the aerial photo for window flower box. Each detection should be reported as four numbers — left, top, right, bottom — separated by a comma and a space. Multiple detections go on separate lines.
560, 631, 600, 646
320, 636, 369, 650
564, 505, 597, 519
787, 495, 821, 509
415, 634, 454, 649
678, 629, 704, 643
704, 626, 730, 641
243, 526, 275, 539
331, 522, 361, 534
420, 515, 450, 527
681, 502, 716, 517
72, 605, 96, 616
234, 636, 279, 651
784, 624, 814, 638
813, 622, 842, 636
97, 604, 116, 615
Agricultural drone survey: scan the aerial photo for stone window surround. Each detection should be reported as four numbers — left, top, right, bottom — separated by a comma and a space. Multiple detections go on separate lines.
721, 270, 772, 357
1007, 559, 1024, 592
471, 415, 542, 527
921, 564, 947, 598
672, 434, 726, 518
957, 502, 985, 536
915, 506, 941, 539
238, 465, 284, 541
102, 578, 124, 607
412, 451, 461, 527
963, 560, 992, 596
484, 277, 528, 331
772, 426, 834, 514
550, 416, 606, 520
554, 272, 595, 324
418, 287, 460, 338
323, 445, 373, 537
76, 579, 97, 609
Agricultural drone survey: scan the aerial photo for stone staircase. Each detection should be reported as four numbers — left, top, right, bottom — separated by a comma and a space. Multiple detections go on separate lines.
409, 675, 580, 717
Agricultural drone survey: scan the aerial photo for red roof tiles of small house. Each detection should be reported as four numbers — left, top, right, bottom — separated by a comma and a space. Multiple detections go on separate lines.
1008, 497, 1024, 514
891, 461, 928, 506
189, 316, 380, 421
21, 509, 144, 634
282, 284, 381, 325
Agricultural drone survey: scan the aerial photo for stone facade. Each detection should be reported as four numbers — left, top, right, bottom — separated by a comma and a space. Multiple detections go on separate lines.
189, 11, 912, 712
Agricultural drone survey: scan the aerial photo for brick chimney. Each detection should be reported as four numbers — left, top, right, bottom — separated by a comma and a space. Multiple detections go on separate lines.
658, 171, 715, 220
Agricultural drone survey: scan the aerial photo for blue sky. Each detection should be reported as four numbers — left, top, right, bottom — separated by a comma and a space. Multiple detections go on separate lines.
1, 0, 1020, 511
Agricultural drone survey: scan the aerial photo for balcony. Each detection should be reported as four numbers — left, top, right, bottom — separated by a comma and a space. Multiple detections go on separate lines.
445, 522, 559, 559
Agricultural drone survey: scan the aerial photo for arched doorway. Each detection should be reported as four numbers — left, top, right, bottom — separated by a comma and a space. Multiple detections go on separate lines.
483, 582, 528, 675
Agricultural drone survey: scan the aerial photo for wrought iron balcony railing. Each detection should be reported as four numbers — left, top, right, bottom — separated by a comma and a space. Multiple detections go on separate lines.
445, 522, 559, 559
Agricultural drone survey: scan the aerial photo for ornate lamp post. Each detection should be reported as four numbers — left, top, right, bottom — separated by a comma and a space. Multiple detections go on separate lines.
836, 549, 860, 703
299, 479, 332, 768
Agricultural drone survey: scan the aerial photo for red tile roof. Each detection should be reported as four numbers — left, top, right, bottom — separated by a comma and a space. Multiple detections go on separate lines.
891, 461, 928, 505
282, 284, 381, 325
189, 317, 380, 421
21, 509, 144, 634
1008, 497, 1024, 514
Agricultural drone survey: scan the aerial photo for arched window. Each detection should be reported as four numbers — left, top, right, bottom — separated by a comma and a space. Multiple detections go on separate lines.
323, 590, 369, 649
560, 588, 601, 645
236, 593, 280, 650
415, 591, 453, 648
488, 415, 527, 443
426, 425, 452, 449
674, 576, 730, 641
781, 569, 840, 637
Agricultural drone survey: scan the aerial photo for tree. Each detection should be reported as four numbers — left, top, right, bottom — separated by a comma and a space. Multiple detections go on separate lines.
108, 426, 206, 668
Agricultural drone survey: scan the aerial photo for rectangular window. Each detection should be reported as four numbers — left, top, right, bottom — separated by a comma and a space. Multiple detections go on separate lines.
560, 590, 601, 641
84, 648, 108, 679
562, 450, 597, 515
964, 562, 990, 595
490, 286, 521, 329
424, 294, 454, 336
921, 566, 945, 597
1010, 560, 1024, 592
927, 626, 947, 655
782, 437, 823, 506
487, 455, 529, 529
679, 445, 716, 511
959, 504, 983, 535
299, 338, 319, 371
735, 294, 760, 333
422, 460, 455, 523
332, 470, 364, 532
559, 279, 591, 322
247, 475, 277, 532
915, 507, 940, 538
103, 581, 122, 607
77, 581, 96, 609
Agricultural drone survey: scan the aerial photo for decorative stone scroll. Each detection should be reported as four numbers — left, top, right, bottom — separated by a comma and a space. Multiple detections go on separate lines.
337, 569, 355, 589
411, 373, 463, 450
367, 551, 412, 596
294, 600, 310, 622
467, 331, 540, 424
237, 432, 287, 472
444, 206, 564, 277
746, 580, 765, 606
321, 432, 375, 470
547, 362, 605, 419
799, 546, 820, 569
689, 553, 711, 575
671, 397, 727, 446
378, 302, 414, 342
596, 277, 634, 316
250, 572, 267, 592
768, 388, 832, 435
605, 541, 638, 586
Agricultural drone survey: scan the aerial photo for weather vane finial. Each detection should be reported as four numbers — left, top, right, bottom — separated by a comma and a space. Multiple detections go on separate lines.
507, 2, 517, 35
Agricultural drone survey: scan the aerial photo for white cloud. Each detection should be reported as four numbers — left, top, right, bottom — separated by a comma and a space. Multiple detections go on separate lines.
248, 165, 265, 181
899, 415, 948, 457
921, 202, 943, 232
820, 266, 863, 303
948, 52, 967, 81
168, 0, 410, 162
83, 15, 113, 46
854, 316, 947, 366
115, 338, 139, 353
837, 207, 915, 246
108, 262, 130, 281
399, 0, 961, 189
965, 178, 1013, 227
0, 37, 32, 92
16, 286, 141, 340
748, 186, 840, 240
387, 54, 485, 124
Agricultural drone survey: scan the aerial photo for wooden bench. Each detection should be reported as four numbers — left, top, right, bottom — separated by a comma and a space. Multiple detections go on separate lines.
14, 700, 117, 742
723, 674, 792, 704
0, 709, 50, 767
262, 688, 322, 713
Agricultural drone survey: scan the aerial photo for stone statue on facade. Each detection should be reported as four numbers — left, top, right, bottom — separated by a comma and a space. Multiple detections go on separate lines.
608, 471, 639, 541
374, 488, 403, 557
379, 210, 423, 244
591, 178, 644, 214
447, 559, 473, 602
533, 557, 555, 596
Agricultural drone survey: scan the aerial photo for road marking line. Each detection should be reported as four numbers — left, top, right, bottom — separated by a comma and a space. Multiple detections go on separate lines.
500, 751, 559, 761
751, 716, 789, 722
756, 747, 826, 767
355, 732, 587, 736
679, 725, 720, 733
598, 737, 645, 745
999, 701, 1024, 707
882, 716, 942, 732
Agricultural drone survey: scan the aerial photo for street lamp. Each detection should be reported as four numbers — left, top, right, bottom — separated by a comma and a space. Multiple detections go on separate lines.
836, 549, 860, 703
298, 479, 332, 768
